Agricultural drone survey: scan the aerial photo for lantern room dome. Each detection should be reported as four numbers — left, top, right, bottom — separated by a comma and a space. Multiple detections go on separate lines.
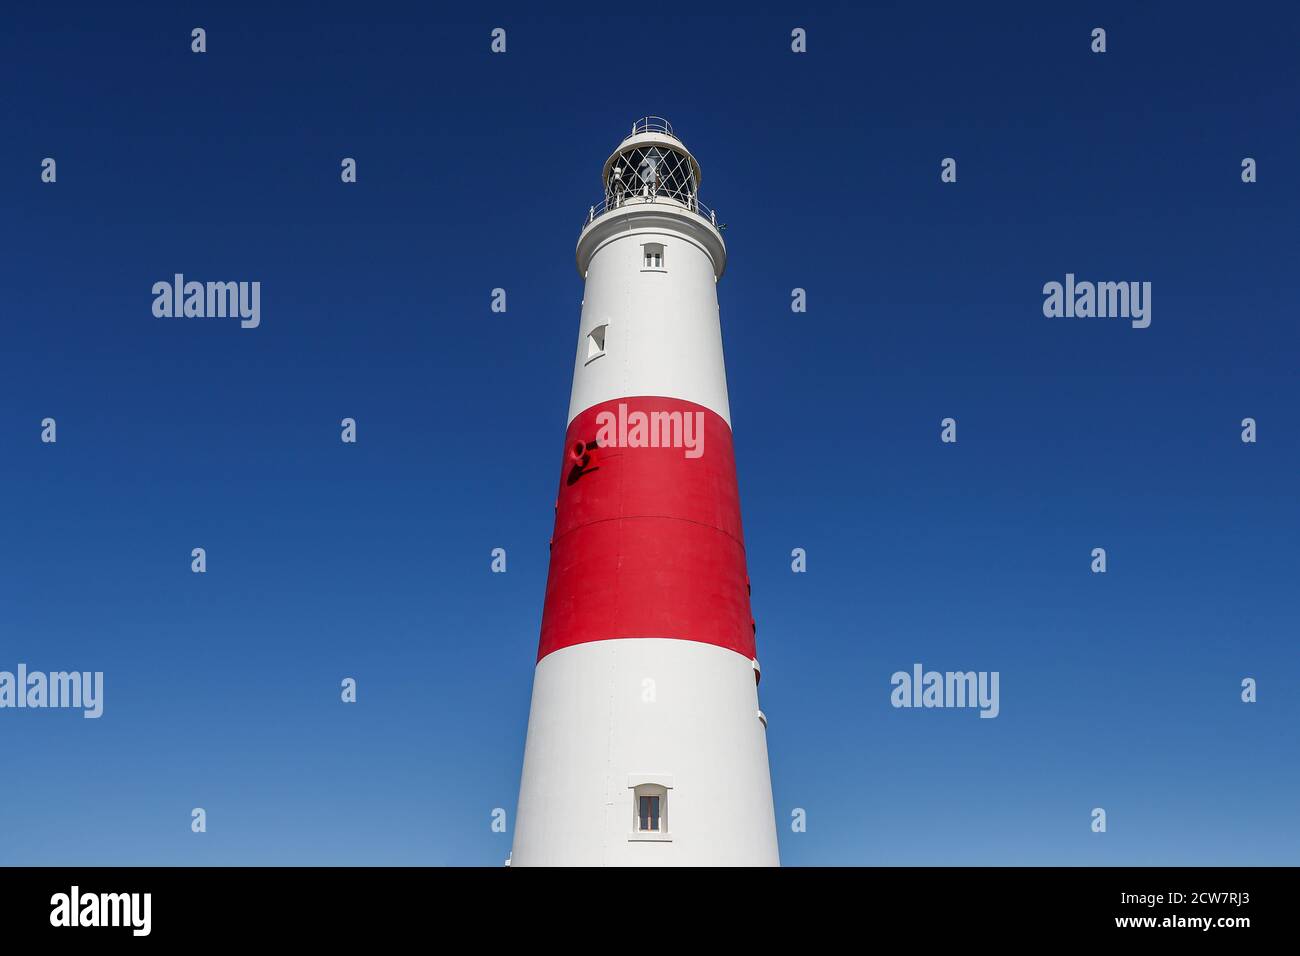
579, 117, 721, 246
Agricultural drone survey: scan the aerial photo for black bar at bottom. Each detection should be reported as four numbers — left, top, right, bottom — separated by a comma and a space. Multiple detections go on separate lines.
0, 866, 1283, 941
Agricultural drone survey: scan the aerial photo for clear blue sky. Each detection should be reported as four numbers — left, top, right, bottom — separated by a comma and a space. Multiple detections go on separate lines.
2, 0, 1297, 866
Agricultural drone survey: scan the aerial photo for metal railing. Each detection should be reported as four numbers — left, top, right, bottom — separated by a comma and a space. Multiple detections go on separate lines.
627, 116, 675, 137
581, 192, 718, 233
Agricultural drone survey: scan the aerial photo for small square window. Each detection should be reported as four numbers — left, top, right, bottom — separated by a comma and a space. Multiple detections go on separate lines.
641, 242, 665, 271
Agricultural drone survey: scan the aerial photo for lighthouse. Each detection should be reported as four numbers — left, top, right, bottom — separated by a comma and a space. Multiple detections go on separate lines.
510, 118, 779, 866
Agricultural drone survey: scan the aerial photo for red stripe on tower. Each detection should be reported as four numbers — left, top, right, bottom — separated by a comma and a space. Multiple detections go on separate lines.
538, 396, 755, 662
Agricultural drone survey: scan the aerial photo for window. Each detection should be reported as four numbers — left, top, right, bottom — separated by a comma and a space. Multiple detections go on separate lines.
638, 795, 661, 832
585, 323, 607, 363
605, 144, 697, 207
633, 786, 667, 835
629, 777, 672, 841
641, 242, 665, 271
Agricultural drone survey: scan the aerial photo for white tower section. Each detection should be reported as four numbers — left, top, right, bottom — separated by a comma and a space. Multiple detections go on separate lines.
568, 121, 732, 427
511, 118, 778, 867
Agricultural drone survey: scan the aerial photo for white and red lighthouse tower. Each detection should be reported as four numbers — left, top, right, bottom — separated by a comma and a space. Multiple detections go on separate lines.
511, 118, 778, 866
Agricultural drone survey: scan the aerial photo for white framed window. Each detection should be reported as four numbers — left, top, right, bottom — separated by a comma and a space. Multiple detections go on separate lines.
641, 242, 665, 271
628, 775, 672, 842
585, 323, 608, 364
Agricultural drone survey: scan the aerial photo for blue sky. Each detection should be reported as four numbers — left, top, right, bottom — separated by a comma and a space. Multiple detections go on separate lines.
2, 0, 1297, 865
